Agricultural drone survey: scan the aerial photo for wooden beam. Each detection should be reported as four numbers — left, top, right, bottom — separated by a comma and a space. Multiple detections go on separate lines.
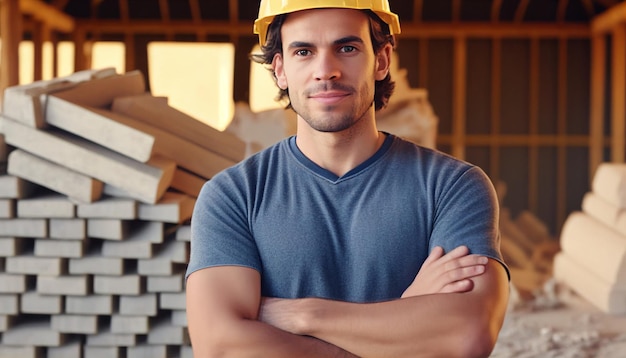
579, 0, 596, 18
412, 0, 423, 23
1, 0, 21, 97
611, 23, 626, 162
118, 0, 129, 22
491, 0, 503, 22
591, 0, 626, 34
589, 34, 606, 182
557, 0, 569, 23
451, 36, 466, 159
452, 0, 461, 22
158, 0, 170, 22
514, 0, 530, 22
490, 38, 502, 186
557, 37, 568, 229
19, 0, 74, 32
528, 37, 540, 213
50, 0, 69, 9
229, 0, 239, 43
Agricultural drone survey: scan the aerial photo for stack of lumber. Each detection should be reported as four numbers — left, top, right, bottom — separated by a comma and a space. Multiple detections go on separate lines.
495, 182, 560, 299
0, 68, 246, 358
554, 163, 626, 314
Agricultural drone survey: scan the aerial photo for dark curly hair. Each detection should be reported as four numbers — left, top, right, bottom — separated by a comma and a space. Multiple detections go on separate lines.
250, 10, 396, 111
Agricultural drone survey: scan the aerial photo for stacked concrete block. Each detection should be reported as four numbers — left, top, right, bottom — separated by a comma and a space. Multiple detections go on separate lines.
555, 163, 626, 314
0, 69, 245, 356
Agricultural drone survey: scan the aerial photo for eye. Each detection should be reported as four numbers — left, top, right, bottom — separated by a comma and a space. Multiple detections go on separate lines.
339, 45, 357, 53
295, 49, 311, 56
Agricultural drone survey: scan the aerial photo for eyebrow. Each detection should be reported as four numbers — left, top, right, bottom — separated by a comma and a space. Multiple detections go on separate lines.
287, 36, 365, 50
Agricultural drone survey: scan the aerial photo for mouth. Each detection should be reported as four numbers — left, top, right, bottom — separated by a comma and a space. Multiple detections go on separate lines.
308, 91, 351, 105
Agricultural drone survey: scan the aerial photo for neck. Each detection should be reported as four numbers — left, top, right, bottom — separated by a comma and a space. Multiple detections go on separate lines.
295, 113, 384, 177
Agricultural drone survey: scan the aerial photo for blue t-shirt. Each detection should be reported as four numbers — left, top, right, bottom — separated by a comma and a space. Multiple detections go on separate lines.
186, 134, 507, 302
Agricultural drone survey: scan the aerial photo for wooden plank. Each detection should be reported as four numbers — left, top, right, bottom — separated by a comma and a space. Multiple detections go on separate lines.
1, 116, 175, 204
514, 0, 531, 22
0, 0, 21, 97
452, 36, 466, 160
19, 0, 74, 33
591, 0, 626, 34
589, 34, 607, 183
412, 0, 423, 23
611, 23, 626, 163
529, 38, 540, 213
111, 94, 246, 162
491, 0, 503, 22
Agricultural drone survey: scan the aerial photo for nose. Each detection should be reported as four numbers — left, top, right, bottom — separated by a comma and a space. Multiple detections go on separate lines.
313, 51, 341, 81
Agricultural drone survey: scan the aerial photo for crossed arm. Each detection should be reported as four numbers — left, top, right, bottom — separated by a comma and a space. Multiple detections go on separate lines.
186, 246, 510, 357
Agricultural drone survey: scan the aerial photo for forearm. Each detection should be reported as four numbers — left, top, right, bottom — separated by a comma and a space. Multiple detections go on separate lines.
301, 293, 497, 358
191, 317, 358, 358
264, 261, 508, 358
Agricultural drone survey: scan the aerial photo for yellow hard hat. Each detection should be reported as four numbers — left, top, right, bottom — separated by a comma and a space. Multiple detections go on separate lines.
254, 0, 401, 46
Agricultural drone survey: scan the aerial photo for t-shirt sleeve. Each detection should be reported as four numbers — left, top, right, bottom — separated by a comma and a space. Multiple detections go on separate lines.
185, 174, 262, 280
429, 165, 510, 278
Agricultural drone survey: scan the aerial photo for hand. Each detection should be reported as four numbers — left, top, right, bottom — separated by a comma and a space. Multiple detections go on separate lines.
401, 246, 488, 298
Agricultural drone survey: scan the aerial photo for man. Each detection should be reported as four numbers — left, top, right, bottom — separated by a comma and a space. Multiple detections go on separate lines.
186, 1, 510, 357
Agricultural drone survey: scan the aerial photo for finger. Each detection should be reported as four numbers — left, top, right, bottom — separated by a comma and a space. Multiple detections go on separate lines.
440, 279, 474, 294
444, 264, 486, 282
438, 245, 470, 263
423, 246, 445, 266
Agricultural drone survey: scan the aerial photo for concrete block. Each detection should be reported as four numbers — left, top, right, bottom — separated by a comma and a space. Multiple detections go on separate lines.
119, 293, 157, 316
20, 290, 63, 314
128, 220, 168, 244
45, 95, 156, 162
69, 255, 125, 276
138, 192, 194, 224
77, 197, 137, 219
49, 69, 145, 109
2, 77, 77, 128
0, 218, 47, 237
0, 314, 14, 332
34, 238, 84, 258
86, 329, 137, 347
84, 346, 124, 358
147, 320, 189, 345
8, 150, 103, 203
1, 117, 176, 204
0, 198, 14, 218
37, 275, 90, 295
49, 218, 86, 240
160, 292, 186, 310
110, 314, 149, 334
0, 346, 43, 358
171, 309, 188, 326
1, 321, 64, 346
127, 344, 171, 358
146, 274, 184, 293
0, 294, 19, 314
180, 345, 193, 358
138, 241, 188, 275
1, 69, 116, 129
0, 174, 38, 199
6, 255, 66, 276
171, 167, 205, 198
176, 224, 191, 241
51, 314, 99, 334
0, 274, 27, 293
91, 107, 235, 179
16, 194, 75, 218
0, 237, 20, 256
101, 237, 154, 259
48, 341, 82, 358
94, 274, 144, 295
65, 295, 115, 315
87, 219, 129, 240
112, 94, 246, 162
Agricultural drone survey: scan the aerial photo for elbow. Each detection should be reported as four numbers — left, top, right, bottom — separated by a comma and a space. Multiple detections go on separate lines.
451, 320, 501, 358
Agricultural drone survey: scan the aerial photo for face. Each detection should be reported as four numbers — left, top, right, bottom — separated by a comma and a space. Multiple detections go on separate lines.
273, 9, 391, 133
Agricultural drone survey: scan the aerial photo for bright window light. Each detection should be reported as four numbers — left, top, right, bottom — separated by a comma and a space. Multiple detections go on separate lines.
92, 42, 125, 74
147, 42, 235, 131
249, 44, 283, 112
19, 41, 34, 84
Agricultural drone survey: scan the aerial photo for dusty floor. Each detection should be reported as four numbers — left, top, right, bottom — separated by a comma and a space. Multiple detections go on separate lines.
491, 281, 626, 357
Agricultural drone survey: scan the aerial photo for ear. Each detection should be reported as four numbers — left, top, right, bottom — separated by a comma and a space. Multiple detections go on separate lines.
273, 53, 288, 90
374, 44, 392, 81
